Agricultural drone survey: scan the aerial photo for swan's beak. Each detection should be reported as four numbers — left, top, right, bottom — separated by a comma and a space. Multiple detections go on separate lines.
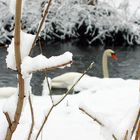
111, 53, 118, 60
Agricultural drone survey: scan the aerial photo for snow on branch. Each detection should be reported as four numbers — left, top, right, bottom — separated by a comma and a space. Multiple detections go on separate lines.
21, 51, 73, 79
79, 103, 140, 140
79, 105, 118, 140
6, 30, 35, 70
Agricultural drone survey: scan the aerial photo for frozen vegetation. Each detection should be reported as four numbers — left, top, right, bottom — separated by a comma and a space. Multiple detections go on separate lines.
0, 0, 140, 46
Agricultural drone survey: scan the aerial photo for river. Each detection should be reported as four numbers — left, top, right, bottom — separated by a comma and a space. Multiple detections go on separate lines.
0, 41, 140, 95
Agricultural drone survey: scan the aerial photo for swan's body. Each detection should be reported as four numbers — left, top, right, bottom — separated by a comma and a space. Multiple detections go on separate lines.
51, 72, 90, 89
0, 87, 17, 98
51, 49, 117, 89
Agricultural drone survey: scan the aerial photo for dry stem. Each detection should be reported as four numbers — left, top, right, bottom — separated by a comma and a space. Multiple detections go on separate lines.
124, 130, 128, 140
131, 108, 140, 138
5, 0, 25, 139
45, 70, 54, 104
29, 0, 53, 55
135, 120, 140, 140
27, 95, 35, 140
79, 107, 103, 126
4, 112, 12, 126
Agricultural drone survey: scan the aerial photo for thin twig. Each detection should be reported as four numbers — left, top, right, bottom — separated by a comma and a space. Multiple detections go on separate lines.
45, 70, 54, 104
38, 38, 43, 54
135, 81, 140, 140
29, 0, 53, 56
79, 107, 103, 126
135, 120, 140, 140
35, 106, 54, 140
131, 108, 140, 138
35, 62, 95, 140
124, 130, 128, 140
79, 107, 118, 140
27, 95, 35, 140
3, 112, 12, 126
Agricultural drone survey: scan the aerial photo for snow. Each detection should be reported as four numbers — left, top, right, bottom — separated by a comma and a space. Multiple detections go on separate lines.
0, 87, 17, 98
41, 0, 140, 44
3, 90, 18, 121
21, 51, 73, 79
1, 0, 140, 44
0, 77, 139, 140
0, 0, 140, 139
6, 30, 35, 70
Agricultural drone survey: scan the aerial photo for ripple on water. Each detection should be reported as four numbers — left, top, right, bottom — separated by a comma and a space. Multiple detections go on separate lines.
0, 74, 17, 87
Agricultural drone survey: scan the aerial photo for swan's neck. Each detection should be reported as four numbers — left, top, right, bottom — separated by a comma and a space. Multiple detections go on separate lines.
102, 52, 109, 78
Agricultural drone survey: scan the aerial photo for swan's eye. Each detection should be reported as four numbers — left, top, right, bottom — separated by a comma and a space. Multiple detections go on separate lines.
111, 53, 118, 60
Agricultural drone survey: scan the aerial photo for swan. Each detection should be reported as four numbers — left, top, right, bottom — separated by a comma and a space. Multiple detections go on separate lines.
102, 49, 118, 78
0, 87, 17, 98
0, 77, 51, 98
51, 72, 90, 89
51, 49, 118, 89
0, 49, 117, 97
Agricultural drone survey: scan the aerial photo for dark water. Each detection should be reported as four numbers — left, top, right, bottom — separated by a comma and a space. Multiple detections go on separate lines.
0, 41, 140, 95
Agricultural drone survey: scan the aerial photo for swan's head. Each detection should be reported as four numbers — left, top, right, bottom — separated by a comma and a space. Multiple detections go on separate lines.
104, 49, 118, 60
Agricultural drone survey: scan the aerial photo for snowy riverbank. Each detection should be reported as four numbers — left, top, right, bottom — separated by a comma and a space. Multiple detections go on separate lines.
0, 0, 140, 46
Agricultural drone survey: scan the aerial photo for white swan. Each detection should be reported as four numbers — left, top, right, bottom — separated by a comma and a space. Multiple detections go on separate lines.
102, 49, 118, 78
51, 49, 118, 89
0, 87, 17, 98
0, 77, 51, 98
51, 72, 90, 89
0, 49, 117, 97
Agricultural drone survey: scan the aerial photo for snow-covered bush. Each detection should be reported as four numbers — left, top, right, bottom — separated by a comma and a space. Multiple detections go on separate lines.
0, 1, 14, 45
1, 0, 140, 45
41, 0, 140, 45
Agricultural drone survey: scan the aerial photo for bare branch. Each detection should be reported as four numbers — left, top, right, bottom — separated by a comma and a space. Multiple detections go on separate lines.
44, 70, 54, 104
3, 112, 12, 126
135, 120, 140, 140
35, 106, 54, 140
123, 130, 128, 140
131, 108, 140, 138
29, 0, 53, 56
27, 95, 35, 140
5, 0, 25, 139
79, 107, 103, 126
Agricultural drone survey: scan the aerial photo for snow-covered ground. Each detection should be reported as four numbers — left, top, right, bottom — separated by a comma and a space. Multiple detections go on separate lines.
0, 77, 139, 140
1, 0, 140, 45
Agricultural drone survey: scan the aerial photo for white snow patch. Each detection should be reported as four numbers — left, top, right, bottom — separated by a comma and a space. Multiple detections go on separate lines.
21, 52, 73, 79
6, 30, 35, 70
